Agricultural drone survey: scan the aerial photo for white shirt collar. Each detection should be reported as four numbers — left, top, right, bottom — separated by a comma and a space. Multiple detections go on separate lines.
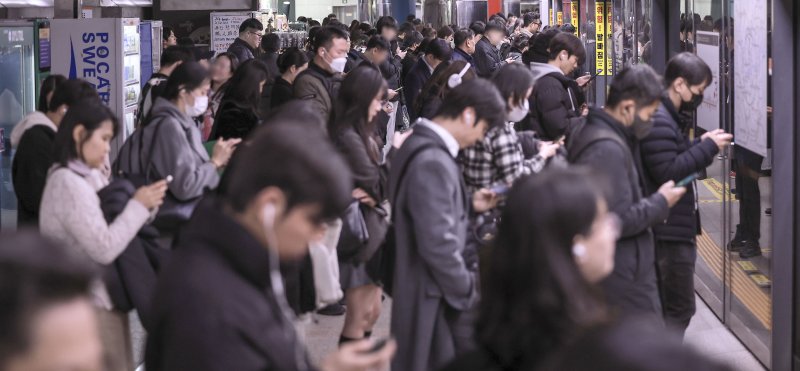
421, 55, 435, 74
417, 118, 459, 157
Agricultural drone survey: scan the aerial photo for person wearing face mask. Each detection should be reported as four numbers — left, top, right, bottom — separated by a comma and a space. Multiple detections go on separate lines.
271, 48, 310, 109
294, 26, 349, 125
145, 121, 396, 371
389, 79, 504, 371
442, 168, 621, 371
528, 32, 590, 141
639, 53, 732, 336
115, 62, 240, 237
568, 65, 687, 318
40, 100, 168, 371
473, 21, 515, 78
460, 63, 560, 197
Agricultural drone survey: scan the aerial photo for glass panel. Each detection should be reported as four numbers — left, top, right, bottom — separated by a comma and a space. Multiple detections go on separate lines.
0, 26, 36, 231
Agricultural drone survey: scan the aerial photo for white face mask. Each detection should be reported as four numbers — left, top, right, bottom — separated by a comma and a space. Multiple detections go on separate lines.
329, 56, 347, 73
186, 94, 208, 117
507, 99, 529, 122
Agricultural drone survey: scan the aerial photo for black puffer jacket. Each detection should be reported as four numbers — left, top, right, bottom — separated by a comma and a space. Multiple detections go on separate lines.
640, 97, 719, 243
528, 71, 583, 140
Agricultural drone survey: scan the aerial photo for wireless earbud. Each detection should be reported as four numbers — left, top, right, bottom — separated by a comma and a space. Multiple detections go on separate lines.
448, 63, 472, 88
262, 204, 276, 232
572, 243, 587, 261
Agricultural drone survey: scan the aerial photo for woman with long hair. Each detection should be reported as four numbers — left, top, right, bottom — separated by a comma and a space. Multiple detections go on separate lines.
202, 52, 239, 140
443, 168, 620, 371
40, 99, 167, 371
329, 64, 390, 345
414, 60, 476, 120
271, 47, 310, 109
210, 59, 270, 140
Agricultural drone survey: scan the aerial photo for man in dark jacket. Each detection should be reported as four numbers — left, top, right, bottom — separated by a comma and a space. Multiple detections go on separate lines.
390, 79, 504, 371
12, 79, 98, 227
294, 26, 349, 125
227, 18, 263, 63
472, 21, 512, 78
569, 65, 686, 317
640, 53, 732, 335
451, 29, 478, 66
528, 32, 590, 140
145, 122, 395, 371
404, 38, 452, 120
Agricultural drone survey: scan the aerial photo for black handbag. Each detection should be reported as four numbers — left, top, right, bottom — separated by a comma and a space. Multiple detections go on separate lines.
336, 201, 370, 260
118, 116, 201, 233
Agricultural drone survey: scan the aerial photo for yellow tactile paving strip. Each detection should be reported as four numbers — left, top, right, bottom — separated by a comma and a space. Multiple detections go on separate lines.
697, 231, 772, 330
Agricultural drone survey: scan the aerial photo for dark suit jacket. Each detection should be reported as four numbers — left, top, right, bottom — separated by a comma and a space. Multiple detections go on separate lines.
145, 197, 313, 371
473, 38, 504, 78
404, 58, 433, 120
388, 123, 478, 371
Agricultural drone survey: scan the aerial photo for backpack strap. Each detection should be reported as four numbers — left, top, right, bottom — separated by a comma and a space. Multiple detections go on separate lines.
569, 127, 641, 201
388, 142, 441, 222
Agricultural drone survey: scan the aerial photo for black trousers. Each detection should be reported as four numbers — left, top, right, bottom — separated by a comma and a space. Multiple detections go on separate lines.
655, 240, 697, 336
734, 147, 763, 242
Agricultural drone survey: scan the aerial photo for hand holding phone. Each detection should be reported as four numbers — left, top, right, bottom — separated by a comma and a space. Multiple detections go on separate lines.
675, 173, 700, 188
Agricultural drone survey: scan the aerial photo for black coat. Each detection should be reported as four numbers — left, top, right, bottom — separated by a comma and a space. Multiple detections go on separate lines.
404, 58, 433, 121
227, 37, 257, 63
473, 38, 504, 78
570, 108, 668, 316
529, 72, 582, 140
210, 100, 260, 140
270, 77, 294, 109
258, 51, 280, 80
145, 197, 314, 371
401, 53, 419, 83
640, 97, 719, 243
12, 125, 55, 226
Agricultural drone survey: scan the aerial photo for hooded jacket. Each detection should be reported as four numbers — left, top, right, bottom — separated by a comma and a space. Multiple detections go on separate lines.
10, 111, 55, 148
526, 63, 583, 140
11, 112, 58, 226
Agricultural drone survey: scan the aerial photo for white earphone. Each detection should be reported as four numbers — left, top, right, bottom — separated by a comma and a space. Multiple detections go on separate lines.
448, 63, 472, 88
572, 243, 587, 261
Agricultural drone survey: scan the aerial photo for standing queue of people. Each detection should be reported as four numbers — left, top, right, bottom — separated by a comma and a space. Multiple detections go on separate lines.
1, 12, 735, 371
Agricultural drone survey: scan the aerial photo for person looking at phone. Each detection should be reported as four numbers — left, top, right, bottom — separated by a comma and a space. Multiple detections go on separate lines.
639, 53, 732, 336
39, 100, 168, 371
473, 21, 515, 78
528, 32, 587, 141
568, 65, 686, 318
145, 122, 396, 371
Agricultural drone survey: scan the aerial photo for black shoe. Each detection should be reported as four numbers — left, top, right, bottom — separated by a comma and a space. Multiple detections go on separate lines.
317, 303, 346, 316
727, 239, 746, 252
765, 208, 772, 216
739, 241, 763, 259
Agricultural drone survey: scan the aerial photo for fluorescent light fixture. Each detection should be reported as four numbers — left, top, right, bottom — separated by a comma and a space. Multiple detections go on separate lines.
283, 1, 290, 4
0, 0, 54, 7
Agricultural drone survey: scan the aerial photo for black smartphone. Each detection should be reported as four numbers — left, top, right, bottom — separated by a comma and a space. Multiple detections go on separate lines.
676, 173, 700, 187
586, 70, 600, 83
364, 338, 391, 354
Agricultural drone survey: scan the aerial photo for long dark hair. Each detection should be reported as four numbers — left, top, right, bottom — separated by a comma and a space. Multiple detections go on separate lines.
415, 60, 476, 117
477, 168, 608, 369
329, 64, 386, 164
221, 59, 270, 116
53, 99, 119, 167
211, 52, 240, 95
163, 61, 210, 102
38, 74, 66, 112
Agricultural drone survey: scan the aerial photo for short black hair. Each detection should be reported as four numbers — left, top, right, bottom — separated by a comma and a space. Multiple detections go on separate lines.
54, 99, 119, 166
37, 74, 66, 112
531, 28, 561, 63
366, 35, 391, 51
493, 63, 534, 107
376, 16, 398, 33
297, 16, 307, 23
162, 26, 174, 40
312, 26, 349, 53
664, 52, 713, 88
454, 29, 475, 48
277, 47, 310, 74
218, 120, 352, 221
548, 32, 586, 65
484, 20, 506, 35
425, 38, 453, 61
220, 59, 271, 123
438, 25, 454, 38
470, 21, 486, 35
404, 31, 424, 49
261, 33, 281, 53
160, 45, 194, 67
523, 13, 540, 27
561, 23, 576, 33
0, 232, 95, 369
435, 78, 506, 129
162, 61, 209, 102
606, 64, 663, 108
48, 78, 100, 112
239, 18, 264, 33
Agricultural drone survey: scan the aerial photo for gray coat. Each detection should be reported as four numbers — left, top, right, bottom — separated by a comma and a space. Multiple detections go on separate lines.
115, 97, 219, 201
388, 124, 479, 371
570, 108, 668, 317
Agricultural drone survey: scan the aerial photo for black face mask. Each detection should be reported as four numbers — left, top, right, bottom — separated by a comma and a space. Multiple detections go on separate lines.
681, 90, 704, 112
630, 109, 654, 140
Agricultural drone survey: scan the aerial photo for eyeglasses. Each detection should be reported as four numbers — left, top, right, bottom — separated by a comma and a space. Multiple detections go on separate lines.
248, 31, 264, 38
